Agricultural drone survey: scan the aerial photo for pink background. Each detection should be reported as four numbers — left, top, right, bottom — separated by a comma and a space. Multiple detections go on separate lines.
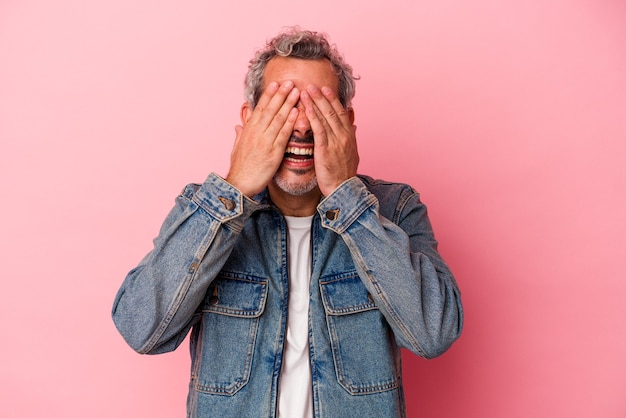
1, 0, 625, 417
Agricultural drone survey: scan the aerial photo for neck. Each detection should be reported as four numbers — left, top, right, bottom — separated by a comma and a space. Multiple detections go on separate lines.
268, 183, 321, 217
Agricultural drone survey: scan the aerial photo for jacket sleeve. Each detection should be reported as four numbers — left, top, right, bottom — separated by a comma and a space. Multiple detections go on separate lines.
112, 173, 258, 354
317, 177, 463, 359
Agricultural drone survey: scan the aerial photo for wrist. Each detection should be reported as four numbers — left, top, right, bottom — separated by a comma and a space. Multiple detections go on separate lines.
225, 175, 259, 198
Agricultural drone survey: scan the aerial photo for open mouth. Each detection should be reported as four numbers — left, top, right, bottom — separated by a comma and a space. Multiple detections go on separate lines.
284, 146, 314, 162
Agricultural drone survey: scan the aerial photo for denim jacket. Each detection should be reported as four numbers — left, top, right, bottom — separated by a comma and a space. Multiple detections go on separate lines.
112, 173, 463, 418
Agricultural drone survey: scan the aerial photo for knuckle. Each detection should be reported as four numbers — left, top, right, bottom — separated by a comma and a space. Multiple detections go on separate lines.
273, 112, 286, 125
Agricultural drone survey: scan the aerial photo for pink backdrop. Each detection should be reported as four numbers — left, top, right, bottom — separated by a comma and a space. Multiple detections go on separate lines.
1, 0, 625, 417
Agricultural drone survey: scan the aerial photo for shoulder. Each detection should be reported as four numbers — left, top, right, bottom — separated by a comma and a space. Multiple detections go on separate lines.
357, 174, 418, 200
357, 174, 422, 223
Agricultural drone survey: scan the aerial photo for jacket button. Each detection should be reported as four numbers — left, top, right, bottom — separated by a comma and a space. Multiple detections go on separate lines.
209, 287, 219, 305
325, 209, 340, 220
218, 196, 236, 211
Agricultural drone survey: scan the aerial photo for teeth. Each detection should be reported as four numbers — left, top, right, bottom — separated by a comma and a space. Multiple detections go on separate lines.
285, 147, 313, 156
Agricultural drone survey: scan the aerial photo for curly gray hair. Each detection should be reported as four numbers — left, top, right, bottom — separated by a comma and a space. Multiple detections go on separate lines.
244, 27, 358, 108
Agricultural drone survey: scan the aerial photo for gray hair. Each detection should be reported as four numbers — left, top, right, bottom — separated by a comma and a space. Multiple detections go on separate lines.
244, 27, 358, 108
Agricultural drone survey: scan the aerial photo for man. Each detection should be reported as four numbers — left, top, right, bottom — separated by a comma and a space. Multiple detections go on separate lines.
113, 27, 463, 418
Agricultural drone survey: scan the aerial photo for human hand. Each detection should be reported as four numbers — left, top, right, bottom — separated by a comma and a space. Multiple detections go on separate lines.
300, 85, 359, 196
226, 81, 300, 197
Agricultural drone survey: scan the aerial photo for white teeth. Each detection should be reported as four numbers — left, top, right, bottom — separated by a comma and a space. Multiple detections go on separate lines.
285, 147, 313, 156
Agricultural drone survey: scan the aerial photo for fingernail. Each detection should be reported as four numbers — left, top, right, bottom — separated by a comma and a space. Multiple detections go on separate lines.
321, 86, 333, 95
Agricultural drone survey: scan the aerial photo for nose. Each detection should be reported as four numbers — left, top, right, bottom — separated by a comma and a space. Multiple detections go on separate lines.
293, 102, 312, 138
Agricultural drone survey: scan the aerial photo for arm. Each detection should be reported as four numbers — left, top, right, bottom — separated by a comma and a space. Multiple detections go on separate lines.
301, 86, 461, 358
112, 81, 300, 354
112, 174, 257, 354
317, 177, 463, 359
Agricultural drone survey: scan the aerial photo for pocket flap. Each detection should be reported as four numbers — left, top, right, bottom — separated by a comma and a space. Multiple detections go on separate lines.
320, 271, 377, 315
203, 273, 268, 317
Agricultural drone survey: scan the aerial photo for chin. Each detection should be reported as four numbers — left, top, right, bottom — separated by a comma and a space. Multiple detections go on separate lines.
273, 173, 318, 196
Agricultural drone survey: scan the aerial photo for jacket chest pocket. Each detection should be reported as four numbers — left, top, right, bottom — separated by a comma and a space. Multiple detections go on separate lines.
320, 272, 399, 395
192, 273, 268, 396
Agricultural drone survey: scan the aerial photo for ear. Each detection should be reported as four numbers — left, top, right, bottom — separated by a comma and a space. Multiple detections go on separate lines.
240, 102, 253, 126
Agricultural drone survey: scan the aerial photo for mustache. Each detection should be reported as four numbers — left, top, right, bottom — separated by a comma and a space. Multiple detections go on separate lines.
289, 133, 314, 144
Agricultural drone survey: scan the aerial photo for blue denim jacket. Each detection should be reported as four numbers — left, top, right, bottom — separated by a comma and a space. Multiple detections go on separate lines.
112, 173, 463, 418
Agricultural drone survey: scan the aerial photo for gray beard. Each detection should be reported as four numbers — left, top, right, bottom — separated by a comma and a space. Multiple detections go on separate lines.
274, 133, 317, 195
273, 170, 318, 196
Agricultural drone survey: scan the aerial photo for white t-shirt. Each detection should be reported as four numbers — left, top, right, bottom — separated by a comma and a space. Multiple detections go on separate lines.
277, 215, 314, 418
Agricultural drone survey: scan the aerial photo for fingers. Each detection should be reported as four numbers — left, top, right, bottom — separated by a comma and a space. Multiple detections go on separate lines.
274, 107, 299, 149
253, 81, 280, 112
252, 81, 300, 138
226, 80, 303, 197
300, 89, 327, 144
302, 85, 352, 137
300, 84, 359, 196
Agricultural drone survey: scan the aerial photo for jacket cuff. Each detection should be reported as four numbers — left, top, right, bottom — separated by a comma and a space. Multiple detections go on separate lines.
192, 172, 259, 224
317, 177, 378, 234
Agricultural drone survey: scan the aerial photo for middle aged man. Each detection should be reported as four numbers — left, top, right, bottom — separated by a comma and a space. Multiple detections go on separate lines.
113, 27, 463, 418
